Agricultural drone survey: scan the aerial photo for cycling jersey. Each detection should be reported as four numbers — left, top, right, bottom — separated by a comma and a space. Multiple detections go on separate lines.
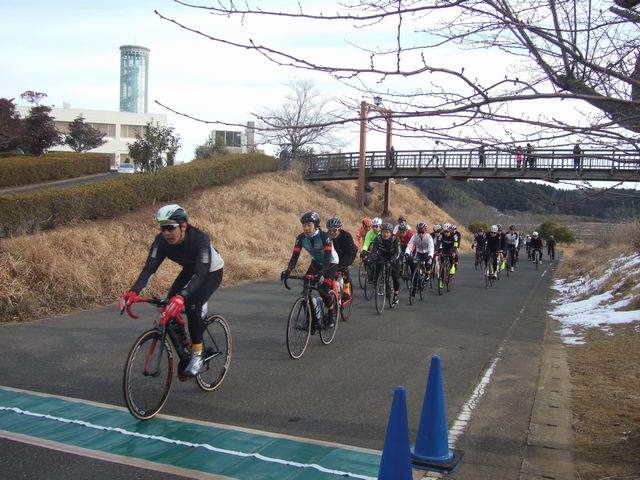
356, 225, 370, 248
473, 233, 487, 249
530, 237, 543, 249
332, 230, 357, 269
369, 235, 402, 263
439, 233, 457, 255
287, 229, 338, 273
452, 231, 461, 248
362, 228, 380, 252
484, 233, 503, 253
392, 223, 413, 235
132, 225, 223, 298
406, 232, 434, 256
504, 232, 519, 248
395, 230, 414, 249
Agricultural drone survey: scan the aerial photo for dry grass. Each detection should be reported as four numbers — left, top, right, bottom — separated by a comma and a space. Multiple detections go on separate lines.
0, 170, 468, 323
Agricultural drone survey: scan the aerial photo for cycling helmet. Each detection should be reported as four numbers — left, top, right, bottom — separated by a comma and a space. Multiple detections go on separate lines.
433, 224, 442, 233
300, 211, 320, 226
549, 235, 554, 239
156, 204, 188, 225
452, 224, 457, 230
398, 215, 407, 223
509, 224, 516, 230
477, 228, 484, 233
372, 217, 382, 227
532, 231, 539, 237
398, 224, 408, 232
490, 224, 499, 233
442, 223, 452, 231
417, 222, 427, 234
380, 222, 393, 232
496, 223, 503, 230
326, 215, 343, 230
526, 234, 531, 239
362, 217, 372, 228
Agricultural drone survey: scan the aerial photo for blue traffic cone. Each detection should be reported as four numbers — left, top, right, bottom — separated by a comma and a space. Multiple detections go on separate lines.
378, 386, 413, 480
411, 355, 464, 474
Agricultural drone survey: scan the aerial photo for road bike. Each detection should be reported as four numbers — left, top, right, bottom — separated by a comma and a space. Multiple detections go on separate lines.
485, 253, 497, 289
532, 248, 542, 269
283, 274, 339, 359
121, 296, 231, 420
335, 269, 353, 322
505, 245, 517, 276
373, 261, 397, 314
474, 248, 485, 271
432, 254, 442, 295
400, 254, 413, 290
358, 254, 369, 290
438, 254, 454, 294
409, 258, 430, 305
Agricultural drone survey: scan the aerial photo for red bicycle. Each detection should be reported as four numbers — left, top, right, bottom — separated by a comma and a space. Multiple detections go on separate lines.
121, 296, 231, 420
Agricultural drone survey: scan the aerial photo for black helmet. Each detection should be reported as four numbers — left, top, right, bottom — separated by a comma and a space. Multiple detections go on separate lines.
398, 215, 407, 223
300, 211, 320, 226
380, 222, 393, 232
326, 215, 343, 230
156, 204, 188, 225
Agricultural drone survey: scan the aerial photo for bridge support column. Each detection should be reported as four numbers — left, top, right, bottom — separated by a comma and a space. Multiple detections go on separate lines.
383, 179, 391, 217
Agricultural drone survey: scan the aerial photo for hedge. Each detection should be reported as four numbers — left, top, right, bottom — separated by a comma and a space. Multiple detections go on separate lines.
0, 152, 111, 188
0, 153, 278, 237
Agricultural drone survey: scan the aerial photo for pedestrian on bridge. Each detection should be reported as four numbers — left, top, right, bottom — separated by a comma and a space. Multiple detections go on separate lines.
516, 145, 524, 169
478, 144, 486, 167
573, 142, 582, 170
526, 143, 535, 169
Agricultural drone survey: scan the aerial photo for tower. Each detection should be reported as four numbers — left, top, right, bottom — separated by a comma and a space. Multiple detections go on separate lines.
119, 45, 149, 113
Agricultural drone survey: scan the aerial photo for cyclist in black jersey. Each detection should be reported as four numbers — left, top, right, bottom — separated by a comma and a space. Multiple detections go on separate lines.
326, 215, 357, 303
281, 211, 339, 328
120, 204, 224, 377
369, 222, 402, 305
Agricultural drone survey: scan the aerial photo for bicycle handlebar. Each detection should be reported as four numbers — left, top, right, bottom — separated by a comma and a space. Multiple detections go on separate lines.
120, 295, 185, 325
282, 274, 318, 291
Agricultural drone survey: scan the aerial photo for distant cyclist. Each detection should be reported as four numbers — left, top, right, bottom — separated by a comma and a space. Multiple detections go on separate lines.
361, 217, 382, 255
524, 234, 532, 260
395, 223, 414, 251
356, 217, 372, 251
281, 211, 339, 328
392, 215, 412, 235
484, 224, 504, 278
546, 234, 557, 261
405, 222, 434, 279
369, 222, 402, 305
326, 215, 357, 303
119, 204, 224, 378
503, 224, 520, 272
530, 231, 543, 263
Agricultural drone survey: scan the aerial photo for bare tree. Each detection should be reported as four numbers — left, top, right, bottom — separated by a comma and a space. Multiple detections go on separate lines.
256, 78, 347, 161
156, 1, 640, 152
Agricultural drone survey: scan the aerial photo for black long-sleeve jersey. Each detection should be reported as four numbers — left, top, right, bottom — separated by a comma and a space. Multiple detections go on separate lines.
530, 237, 543, 249
332, 230, 357, 269
131, 225, 224, 298
439, 233, 457, 255
369, 234, 402, 263
484, 233, 504, 253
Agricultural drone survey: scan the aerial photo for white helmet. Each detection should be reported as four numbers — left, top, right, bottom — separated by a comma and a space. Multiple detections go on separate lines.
372, 217, 382, 227
532, 231, 539, 237
490, 225, 499, 233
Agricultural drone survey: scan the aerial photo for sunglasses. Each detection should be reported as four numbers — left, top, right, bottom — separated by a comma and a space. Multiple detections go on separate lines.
160, 224, 179, 232
328, 228, 339, 233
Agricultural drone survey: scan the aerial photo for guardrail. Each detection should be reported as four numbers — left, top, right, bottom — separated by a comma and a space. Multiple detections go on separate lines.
302, 148, 640, 182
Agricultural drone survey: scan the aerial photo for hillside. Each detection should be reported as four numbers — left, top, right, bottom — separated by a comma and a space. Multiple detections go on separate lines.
0, 170, 468, 323
413, 178, 640, 220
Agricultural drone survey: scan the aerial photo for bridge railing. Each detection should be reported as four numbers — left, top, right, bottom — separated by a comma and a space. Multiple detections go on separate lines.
303, 148, 640, 176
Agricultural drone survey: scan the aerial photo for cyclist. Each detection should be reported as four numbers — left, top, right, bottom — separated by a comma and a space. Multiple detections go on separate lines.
451, 224, 461, 273
361, 217, 382, 255
369, 222, 402, 305
530, 231, 543, 263
326, 215, 357, 303
485, 224, 504, 278
547, 234, 557, 261
472, 228, 486, 267
281, 211, 340, 328
119, 204, 224, 377
393, 215, 412, 234
405, 222, 434, 281
524, 234, 532, 260
504, 224, 520, 272
356, 217, 372, 251
395, 223, 414, 251
438, 223, 458, 287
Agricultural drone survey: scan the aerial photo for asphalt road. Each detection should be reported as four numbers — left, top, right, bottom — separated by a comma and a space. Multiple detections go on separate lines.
0, 172, 119, 194
0, 255, 559, 479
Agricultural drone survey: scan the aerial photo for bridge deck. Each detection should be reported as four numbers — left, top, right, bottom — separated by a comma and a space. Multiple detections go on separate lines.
303, 149, 640, 182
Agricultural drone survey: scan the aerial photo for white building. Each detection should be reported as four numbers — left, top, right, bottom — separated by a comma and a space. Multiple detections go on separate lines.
17, 104, 167, 169
208, 121, 257, 154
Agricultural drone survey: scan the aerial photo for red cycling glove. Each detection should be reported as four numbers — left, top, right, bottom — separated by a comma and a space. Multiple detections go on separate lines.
166, 295, 185, 318
119, 291, 137, 311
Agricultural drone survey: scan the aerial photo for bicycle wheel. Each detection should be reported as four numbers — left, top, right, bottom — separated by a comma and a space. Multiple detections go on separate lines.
402, 259, 411, 290
444, 259, 451, 292
409, 267, 419, 305
196, 315, 232, 391
419, 266, 426, 301
123, 329, 173, 421
358, 261, 367, 289
375, 271, 386, 314
387, 270, 397, 310
286, 297, 312, 359
339, 284, 353, 322
484, 264, 490, 289
320, 290, 339, 345
364, 265, 376, 301
505, 254, 510, 277
535, 251, 540, 269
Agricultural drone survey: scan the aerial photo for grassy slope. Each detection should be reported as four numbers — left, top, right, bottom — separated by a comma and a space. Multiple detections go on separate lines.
0, 170, 468, 323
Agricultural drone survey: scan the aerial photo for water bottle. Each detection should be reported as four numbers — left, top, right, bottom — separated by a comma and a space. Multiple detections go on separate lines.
337, 276, 344, 293
312, 297, 323, 322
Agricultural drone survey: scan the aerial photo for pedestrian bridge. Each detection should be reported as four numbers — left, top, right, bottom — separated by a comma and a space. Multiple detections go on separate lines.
302, 148, 640, 183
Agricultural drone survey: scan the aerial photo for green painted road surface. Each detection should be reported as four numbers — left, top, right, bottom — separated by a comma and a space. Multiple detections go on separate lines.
0, 387, 381, 480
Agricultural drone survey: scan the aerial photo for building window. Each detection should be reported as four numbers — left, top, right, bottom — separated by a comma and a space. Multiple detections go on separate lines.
121, 124, 143, 138
213, 130, 242, 148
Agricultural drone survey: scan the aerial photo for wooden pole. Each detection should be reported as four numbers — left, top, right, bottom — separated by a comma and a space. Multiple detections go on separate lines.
358, 101, 368, 210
